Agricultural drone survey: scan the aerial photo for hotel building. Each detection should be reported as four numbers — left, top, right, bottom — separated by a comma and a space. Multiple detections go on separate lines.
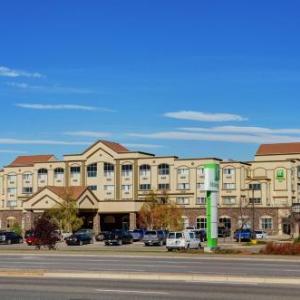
0, 140, 299, 236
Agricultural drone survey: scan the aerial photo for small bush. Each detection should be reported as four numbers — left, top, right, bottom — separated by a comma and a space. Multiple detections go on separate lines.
293, 237, 300, 244
260, 242, 300, 255
11, 222, 22, 236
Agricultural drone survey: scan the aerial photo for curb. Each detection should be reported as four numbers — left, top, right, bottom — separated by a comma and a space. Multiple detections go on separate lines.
0, 269, 299, 286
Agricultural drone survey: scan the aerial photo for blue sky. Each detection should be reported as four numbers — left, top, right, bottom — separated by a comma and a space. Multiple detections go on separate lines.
1, 0, 300, 166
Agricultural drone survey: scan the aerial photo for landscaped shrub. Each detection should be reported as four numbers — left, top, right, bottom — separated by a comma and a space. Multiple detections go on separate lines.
260, 242, 300, 255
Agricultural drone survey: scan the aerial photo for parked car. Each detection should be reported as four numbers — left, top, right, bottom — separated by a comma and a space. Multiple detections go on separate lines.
25, 235, 38, 246
104, 229, 133, 246
65, 232, 93, 246
95, 231, 110, 242
0, 231, 23, 245
129, 229, 145, 241
234, 229, 256, 242
143, 230, 167, 246
166, 231, 200, 251
255, 230, 268, 239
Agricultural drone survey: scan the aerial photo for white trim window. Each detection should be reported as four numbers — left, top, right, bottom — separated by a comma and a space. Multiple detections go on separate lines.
87, 163, 97, 177
70, 166, 80, 178
7, 174, 16, 183
223, 183, 236, 190
261, 217, 272, 230
197, 167, 205, 177
196, 217, 207, 229
104, 185, 114, 191
22, 173, 32, 181
177, 168, 189, 176
223, 168, 235, 175
122, 165, 132, 177
122, 185, 132, 192
196, 197, 206, 205
223, 196, 236, 205
176, 197, 189, 205
197, 183, 205, 190
104, 163, 114, 177
54, 168, 64, 180
177, 183, 190, 190
139, 165, 151, 177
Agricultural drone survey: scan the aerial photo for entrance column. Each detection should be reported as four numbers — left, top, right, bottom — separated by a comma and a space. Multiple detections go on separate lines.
129, 212, 136, 230
93, 213, 101, 234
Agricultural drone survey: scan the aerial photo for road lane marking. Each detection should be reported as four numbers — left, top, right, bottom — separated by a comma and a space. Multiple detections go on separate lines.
95, 288, 169, 295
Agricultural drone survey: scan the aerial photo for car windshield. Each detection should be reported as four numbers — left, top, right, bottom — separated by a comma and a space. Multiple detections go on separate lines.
176, 233, 183, 239
255, 231, 262, 234
145, 231, 156, 235
133, 230, 141, 233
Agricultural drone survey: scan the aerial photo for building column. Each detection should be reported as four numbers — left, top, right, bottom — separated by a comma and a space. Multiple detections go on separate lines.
93, 213, 100, 234
24, 211, 33, 230
129, 212, 136, 230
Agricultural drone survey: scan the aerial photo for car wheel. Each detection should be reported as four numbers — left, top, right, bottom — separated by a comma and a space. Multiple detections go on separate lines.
79, 240, 83, 246
7, 240, 11, 245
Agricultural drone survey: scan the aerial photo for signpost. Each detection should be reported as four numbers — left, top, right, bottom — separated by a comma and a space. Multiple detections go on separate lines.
204, 163, 220, 252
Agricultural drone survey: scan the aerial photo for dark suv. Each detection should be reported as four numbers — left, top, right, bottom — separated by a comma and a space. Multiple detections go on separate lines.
104, 230, 133, 246
0, 231, 23, 245
143, 230, 167, 246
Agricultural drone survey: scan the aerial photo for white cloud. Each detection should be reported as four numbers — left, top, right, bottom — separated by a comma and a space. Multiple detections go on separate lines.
0, 139, 90, 145
124, 143, 164, 149
64, 131, 112, 138
128, 131, 300, 144
164, 111, 247, 122
7, 82, 94, 95
179, 126, 300, 135
0, 66, 42, 78
0, 149, 27, 154
15, 103, 114, 112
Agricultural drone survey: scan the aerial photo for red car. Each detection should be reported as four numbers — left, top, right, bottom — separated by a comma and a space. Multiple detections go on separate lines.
25, 235, 38, 246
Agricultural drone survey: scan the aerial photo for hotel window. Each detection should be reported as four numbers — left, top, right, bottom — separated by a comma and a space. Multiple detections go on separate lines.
197, 183, 205, 190
122, 164, 132, 177
197, 167, 205, 177
122, 185, 132, 192
38, 168, 48, 180
158, 183, 170, 190
54, 168, 64, 180
139, 184, 151, 190
177, 183, 190, 190
88, 185, 97, 191
219, 217, 231, 231
176, 197, 189, 205
223, 196, 236, 205
261, 217, 273, 230
223, 183, 236, 190
177, 168, 189, 176
196, 197, 206, 205
70, 166, 80, 177
87, 163, 97, 177
158, 164, 170, 175
139, 164, 151, 176
249, 183, 261, 190
6, 200, 17, 208
22, 187, 33, 194
7, 174, 16, 182
7, 188, 16, 195
104, 185, 114, 191
22, 173, 32, 181
249, 198, 261, 204
223, 168, 235, 175
104, 163, 114, 177
196, 217, 207, 229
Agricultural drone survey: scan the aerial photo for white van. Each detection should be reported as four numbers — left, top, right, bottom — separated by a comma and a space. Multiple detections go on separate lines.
166, 231, 200, 251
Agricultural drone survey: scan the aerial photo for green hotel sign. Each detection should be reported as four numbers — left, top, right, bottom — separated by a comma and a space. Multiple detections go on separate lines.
276, 168, 285, 182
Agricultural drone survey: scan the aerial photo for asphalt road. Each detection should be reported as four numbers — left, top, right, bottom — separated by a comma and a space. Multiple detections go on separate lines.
0, 253, 300, 278
0, 277, 299, 300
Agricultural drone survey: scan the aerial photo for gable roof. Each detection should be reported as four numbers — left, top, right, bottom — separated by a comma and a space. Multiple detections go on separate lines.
46, 186, 87, 200
7, 155, 55, 167
100, 140, 129, 153
256, 143, 300, 156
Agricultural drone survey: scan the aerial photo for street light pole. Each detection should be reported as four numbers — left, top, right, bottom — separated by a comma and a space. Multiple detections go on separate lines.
252, 184, 255, 232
